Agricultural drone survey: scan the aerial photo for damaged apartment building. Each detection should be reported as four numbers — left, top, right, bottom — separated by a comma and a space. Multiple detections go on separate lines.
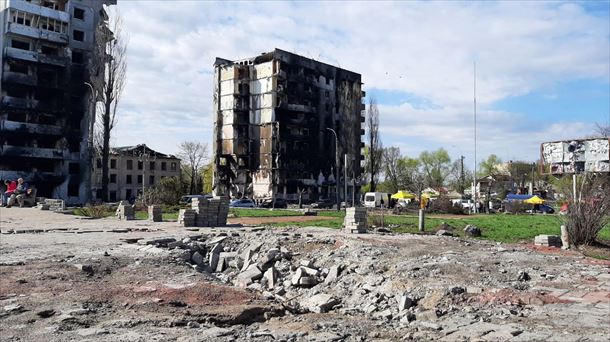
213, 49, 365, 202
0, 0, 115, 204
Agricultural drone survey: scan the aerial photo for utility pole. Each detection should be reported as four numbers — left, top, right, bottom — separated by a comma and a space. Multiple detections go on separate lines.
459, 155, 465, 194
473, 61, 478, 214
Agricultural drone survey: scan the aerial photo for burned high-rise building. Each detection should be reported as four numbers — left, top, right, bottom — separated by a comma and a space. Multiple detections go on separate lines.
213, 49, 365, 203
0, 0, 115, 204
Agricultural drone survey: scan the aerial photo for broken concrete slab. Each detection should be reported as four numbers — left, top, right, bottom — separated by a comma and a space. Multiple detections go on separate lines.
302, 293, 339, 313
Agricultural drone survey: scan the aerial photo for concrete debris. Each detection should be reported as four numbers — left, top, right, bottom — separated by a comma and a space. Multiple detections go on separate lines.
517, 271, 531, 282
464, 224, 481, 237
302, 293, 339, 313
534, 235, 562, 247
399, 293, 415, 311
343, 207, 367, 233
436, 229, 454, 237
3, 304, 24, 313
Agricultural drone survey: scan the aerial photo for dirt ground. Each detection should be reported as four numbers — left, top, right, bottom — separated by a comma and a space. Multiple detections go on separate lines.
1, 207, 609, 341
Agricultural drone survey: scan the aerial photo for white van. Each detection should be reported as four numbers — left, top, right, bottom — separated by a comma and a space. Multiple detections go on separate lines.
364, 192, 390, 208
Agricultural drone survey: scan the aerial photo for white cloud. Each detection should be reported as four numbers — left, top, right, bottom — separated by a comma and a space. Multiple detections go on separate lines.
111, 1, 609, 163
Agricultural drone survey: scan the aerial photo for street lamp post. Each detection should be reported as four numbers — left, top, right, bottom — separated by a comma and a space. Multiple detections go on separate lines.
138, 149, 156, 206
326, 128, 340, 211
84, 82, 96, 202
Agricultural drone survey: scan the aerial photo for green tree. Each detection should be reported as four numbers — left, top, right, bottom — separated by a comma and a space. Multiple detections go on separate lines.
200, 162, 214, 194
419, 148, 451, 188
479, 154, 502, 177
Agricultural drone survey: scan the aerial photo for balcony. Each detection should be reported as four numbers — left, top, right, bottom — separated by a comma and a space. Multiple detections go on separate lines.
38, 53, 69, 67
4, 47, 38, 63
0, 145, 68, 160
8, 1, 70, 23
1, 120, 64, 136
6, 22, 69, 44
3, 47, 68, 67
2, 71, 36, 86
1, 95, 39, 109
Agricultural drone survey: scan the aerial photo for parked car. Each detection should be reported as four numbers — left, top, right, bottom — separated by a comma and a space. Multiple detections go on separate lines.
229, 199, 256, 208
179, 194, 212, 205
311, 198, 335, 209
259, 198, 288, 208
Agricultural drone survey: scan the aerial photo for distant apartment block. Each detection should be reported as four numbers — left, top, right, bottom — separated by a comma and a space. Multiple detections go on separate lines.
0, 0, 116, 204
213, 49, 365, 202
92, 144, 181, 202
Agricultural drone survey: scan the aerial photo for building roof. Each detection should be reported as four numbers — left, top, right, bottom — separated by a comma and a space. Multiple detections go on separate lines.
110, 144, 179, 160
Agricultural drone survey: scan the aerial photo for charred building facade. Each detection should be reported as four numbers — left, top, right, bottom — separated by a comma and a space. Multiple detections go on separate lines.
213, 49, 365, 202
0, 0, 115, 204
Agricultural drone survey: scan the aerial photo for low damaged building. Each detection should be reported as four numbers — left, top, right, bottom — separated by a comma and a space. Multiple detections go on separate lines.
0, 0, 116, 204
92, 144, 181, 202
213, 49, 365, 202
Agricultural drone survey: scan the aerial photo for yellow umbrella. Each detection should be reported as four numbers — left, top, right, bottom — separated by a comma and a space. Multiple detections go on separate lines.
524, 195, 544, 204
391, 191, 416, 199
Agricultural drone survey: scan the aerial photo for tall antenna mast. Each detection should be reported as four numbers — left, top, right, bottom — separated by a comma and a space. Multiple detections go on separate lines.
473, 61, 478, 214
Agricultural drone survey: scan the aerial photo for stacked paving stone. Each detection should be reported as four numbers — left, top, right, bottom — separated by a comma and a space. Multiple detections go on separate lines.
116, 201, 134, 220
217, 196, 230, 224
534, 234, 562, 247
148, 205, 162, 222
192, 198, 210, 226
207, 198, 221, 226
178, 209, 196, 227
37, 199, 64, 211
180, 196, 230, 227
343, 207, 367, 233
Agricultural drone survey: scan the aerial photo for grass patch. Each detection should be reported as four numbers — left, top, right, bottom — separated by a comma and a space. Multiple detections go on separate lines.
270, 218, 344, 229
230, 208, 303, 218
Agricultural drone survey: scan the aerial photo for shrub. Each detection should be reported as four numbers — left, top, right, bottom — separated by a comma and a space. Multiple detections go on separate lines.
504, 201, 526, 214
562, 174, 610, 246
429, 197, 464, 215
77, 204, 112, 218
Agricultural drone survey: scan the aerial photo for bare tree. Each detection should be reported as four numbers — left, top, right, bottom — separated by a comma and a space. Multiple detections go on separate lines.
383, 147, 401, 193
91, 10, 127, 201
366, 98, 383, 192
562, 174, 610, 246
594, 122, 610, 138
177, 141, 209, 195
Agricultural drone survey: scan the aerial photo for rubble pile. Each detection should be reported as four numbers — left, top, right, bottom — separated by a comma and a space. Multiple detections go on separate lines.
143, 228, 548, 327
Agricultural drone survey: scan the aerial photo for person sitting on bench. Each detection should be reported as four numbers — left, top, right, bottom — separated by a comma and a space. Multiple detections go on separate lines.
6, 178, 29, 208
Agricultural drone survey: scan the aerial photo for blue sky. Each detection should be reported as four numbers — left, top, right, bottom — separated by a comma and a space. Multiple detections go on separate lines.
112, 1, 610, 167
